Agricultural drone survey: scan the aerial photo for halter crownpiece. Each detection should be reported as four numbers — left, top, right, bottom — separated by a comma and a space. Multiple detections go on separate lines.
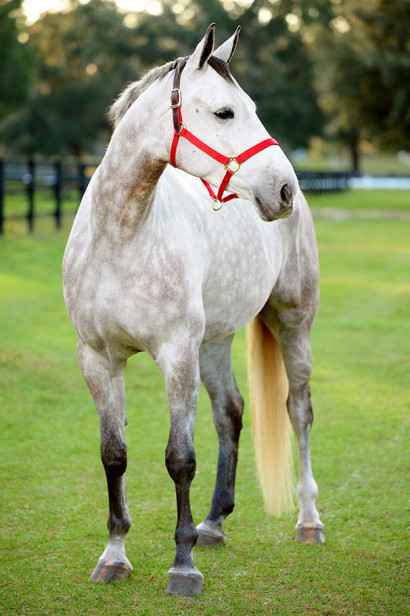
169, 59, 279, 211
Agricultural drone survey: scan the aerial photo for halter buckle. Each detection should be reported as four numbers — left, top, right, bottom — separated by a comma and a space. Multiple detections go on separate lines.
170, 88, 182, 108
212, 200, 224, 212
224, 158, 240, 174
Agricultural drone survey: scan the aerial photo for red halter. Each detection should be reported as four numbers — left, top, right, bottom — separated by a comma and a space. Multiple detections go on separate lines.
169, 61, 279, 210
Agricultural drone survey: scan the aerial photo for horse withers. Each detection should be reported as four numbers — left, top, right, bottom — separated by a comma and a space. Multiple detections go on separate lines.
63, 24, 324, 597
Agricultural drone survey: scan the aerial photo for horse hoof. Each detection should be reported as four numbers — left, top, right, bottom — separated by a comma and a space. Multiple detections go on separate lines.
196, 521, 225, 547
90, 559, 133, 583
296, 526, 325, 545
167, 567, 204, 596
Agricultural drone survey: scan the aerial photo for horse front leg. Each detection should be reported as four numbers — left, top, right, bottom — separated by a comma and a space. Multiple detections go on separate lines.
157, 336, 203, 596
78, 342, 132, 582
196, 338, 244, 546
276, 316, 325, 544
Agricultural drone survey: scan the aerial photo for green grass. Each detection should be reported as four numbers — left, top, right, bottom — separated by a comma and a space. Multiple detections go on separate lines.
296, 152, 410, 175
307, 189, 410, 211
3, 190, 78, 220
1, 197, 409, 615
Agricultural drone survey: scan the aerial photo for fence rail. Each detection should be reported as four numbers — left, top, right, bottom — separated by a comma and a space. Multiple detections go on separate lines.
0, 159, 352, 235
0, 159, 97, 235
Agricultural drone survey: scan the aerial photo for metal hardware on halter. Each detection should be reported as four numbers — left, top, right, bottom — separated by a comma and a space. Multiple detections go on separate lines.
169, 59, 280, 209
224, 158, 240, 174
212, 200, 224, 212
170, 88, 182, 109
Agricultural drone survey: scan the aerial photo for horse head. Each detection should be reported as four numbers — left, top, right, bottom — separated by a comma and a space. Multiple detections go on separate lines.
163, 24, 299, 221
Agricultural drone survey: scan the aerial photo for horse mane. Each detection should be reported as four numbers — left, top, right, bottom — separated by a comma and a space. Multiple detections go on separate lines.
109, 55, 233, 128
109, 57, 186, 128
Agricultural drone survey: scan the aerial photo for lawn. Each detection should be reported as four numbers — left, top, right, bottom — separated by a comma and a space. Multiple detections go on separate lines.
308, 190, 410, 211
0, 196, 409, 615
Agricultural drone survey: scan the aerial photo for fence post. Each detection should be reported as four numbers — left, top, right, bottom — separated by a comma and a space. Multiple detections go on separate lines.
78, 162, 86, 199
26, 158, 35, 233
54, 160, 63, 229
0, 159, 4, 236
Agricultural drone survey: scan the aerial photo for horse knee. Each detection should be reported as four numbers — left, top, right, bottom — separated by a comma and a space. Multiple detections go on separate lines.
165, 445, 196, 484
101, 434, 127, 476
215, 488, 235, 517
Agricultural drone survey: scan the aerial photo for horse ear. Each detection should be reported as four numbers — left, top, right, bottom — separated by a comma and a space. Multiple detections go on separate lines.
212, 26, 241, 63
190, 23, 216, 69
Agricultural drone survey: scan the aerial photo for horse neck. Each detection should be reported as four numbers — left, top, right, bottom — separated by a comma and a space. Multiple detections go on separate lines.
91, 82, 170, 242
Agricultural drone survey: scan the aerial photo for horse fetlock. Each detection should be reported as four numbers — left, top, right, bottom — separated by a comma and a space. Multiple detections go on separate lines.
108, 512, 131, 535
215, 488, 235, 517
175, 525, 198, 546
298, 477, 318, 501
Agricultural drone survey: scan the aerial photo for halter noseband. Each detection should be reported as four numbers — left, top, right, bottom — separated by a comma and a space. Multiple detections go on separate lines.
169, 60, 279, 211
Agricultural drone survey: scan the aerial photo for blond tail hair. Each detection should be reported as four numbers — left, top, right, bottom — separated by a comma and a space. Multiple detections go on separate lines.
247, 316, 294, 515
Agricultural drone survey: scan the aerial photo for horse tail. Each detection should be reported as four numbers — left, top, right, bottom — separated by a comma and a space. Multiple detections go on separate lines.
246, 315, 294, 515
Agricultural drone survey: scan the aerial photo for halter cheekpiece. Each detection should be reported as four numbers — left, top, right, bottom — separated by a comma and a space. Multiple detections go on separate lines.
169, 60, 279, 211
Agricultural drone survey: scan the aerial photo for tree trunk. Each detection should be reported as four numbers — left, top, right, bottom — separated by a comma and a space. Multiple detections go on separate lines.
347, 130, 361, 176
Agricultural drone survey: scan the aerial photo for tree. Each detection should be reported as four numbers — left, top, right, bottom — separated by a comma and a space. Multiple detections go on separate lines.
313, 0, 410, 172
0, 0, 33, 120
1, 0, 137, 157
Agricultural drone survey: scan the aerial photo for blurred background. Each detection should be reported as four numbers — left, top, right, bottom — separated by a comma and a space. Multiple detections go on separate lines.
1, 0, 410, 232
1, 0, 409, 231
2, 0, 410, 165
1, 0, 409, 165
2, 0, 410, 174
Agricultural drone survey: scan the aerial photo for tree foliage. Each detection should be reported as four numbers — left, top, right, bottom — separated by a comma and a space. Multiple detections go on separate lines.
0, 0, 409, 163
0, 0, 33, 119
313, 0, 410, 169
1, 0, 138, 156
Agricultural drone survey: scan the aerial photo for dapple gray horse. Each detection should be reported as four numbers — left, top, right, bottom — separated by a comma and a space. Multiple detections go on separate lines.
63, 24, 324, 596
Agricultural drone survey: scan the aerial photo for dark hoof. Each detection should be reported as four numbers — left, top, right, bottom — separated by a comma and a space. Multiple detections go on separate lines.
167, 567, 204, 596
196, 521, 224, 547
296, 526, 325, 545
90, 559, 132, 583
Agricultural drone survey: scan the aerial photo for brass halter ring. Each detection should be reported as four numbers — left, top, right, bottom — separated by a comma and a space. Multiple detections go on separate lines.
224, 158, 240, 174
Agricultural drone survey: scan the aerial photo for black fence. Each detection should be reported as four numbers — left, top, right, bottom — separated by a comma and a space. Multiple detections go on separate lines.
297, 170, 351, 193
0, 159, 351, 235
0, 159, 97, 235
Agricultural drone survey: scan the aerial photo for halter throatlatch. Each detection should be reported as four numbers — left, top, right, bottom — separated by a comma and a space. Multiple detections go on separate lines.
169, 60, 279, 211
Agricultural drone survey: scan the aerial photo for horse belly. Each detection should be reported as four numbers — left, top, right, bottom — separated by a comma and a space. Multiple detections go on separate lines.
202, 237, 280, 340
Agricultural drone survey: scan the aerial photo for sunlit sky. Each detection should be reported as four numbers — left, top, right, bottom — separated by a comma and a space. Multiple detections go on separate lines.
22, 0, 164, 24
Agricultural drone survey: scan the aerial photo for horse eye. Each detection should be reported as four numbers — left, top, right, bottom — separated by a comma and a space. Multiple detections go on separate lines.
214, 108, 234, 120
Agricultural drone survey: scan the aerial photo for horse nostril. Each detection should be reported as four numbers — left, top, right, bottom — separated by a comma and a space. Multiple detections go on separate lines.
280, 183, 292, 205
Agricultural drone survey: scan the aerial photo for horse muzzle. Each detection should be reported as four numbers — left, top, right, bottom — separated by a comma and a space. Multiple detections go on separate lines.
255, 181, 295, 222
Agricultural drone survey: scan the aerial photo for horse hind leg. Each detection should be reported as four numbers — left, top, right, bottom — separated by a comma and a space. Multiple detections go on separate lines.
78, 342, 133, 582
273, 312, 325, 544
196, 337, 244, 546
